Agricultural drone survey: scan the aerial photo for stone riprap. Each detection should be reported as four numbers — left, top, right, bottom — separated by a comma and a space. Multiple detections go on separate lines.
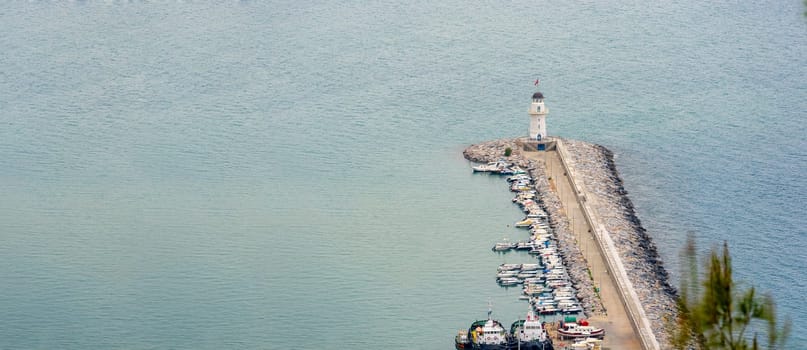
463, 138, 677, 348
561, 139, 677, 347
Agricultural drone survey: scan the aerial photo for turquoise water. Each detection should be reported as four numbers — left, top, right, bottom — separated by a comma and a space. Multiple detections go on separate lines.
1, 1, 804, 348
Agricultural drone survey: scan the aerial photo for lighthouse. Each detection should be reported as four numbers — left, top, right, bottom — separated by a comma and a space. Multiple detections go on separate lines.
528, 91, 548, 141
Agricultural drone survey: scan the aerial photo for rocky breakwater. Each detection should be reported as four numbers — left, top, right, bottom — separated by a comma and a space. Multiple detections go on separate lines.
561, 139, 678, 348
463, 139, 607, 317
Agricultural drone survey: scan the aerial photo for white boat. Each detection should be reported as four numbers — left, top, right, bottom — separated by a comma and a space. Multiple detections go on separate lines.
457, 305, 509, 350
523, 283, 546, 296
570, 337, 603, 349
536, 304, 559, 315
561, 304, 584, 314
497, 277, 523, 286
506, 174, 531, 182
472, 160, 502, 172
524, 277, 544, 285
514, 241, 535, 250
510, 183, 532, 192
472, 159, 510, 173
469, 306, 509, 349
557, 320, 605, 339
497, 271, 518, 279
530, 296, 555, 304
509, 309, 553, 350
519, 263, 540, 271
509, 166, 526, 175
497, 263, 521, 272
546, 280, 572, 288
553, 286, 575, 293
517, 271, 539, 279
558, 300, 582, 308
526, 211, 547, 219
545, 272, 568, 280
553, 290, 575, 297
472, 164, 496, 172
492, 238, 516, 252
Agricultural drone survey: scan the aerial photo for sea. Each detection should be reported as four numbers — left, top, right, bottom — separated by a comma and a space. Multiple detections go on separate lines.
0, 1, 804, 349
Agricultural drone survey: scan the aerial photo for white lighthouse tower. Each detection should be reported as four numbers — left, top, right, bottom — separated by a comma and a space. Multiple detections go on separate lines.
528, 91, 549, 141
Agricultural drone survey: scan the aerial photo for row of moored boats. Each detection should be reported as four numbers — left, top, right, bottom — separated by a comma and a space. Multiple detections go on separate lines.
456, 160, 605, 350
496, 171, 586, 317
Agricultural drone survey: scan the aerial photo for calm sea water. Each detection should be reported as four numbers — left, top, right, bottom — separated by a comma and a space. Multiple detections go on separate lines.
1, 1, 804, 349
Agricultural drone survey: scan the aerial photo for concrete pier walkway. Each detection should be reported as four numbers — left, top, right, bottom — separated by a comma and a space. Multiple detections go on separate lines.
525, 147, 644, 350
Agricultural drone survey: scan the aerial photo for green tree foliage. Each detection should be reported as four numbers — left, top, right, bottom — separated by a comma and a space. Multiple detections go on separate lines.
671, 234, 791, 349
504, 147, 512, 157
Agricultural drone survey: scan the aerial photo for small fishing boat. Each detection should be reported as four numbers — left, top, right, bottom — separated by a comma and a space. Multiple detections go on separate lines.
519, 263, 540, 271
570, 337, 603, 349
497, 277, 523, 286
506, 174, 531, 183
472, 161, 504, 173
522, 277, 544, 285
546, 280, 572, 288
472, 159, 510, 173
517, 271, 539, 279
557, 320, 605, 339
526, 211, 547, 219
510, 182, 532, 192
497, 263, 521, 272
509, 166, 526, 175
561, 304, 584, 314
492, 238, 516, 252
515, 241, 535, 250
536, 305, 559, 315
523, 283, 547, 296
496, 270, 518, 278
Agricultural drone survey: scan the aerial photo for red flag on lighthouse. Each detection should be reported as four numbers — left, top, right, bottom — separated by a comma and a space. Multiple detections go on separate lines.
534, 78, 540, 86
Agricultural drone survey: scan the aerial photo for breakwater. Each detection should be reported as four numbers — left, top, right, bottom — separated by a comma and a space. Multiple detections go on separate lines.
464, 138, 678, 349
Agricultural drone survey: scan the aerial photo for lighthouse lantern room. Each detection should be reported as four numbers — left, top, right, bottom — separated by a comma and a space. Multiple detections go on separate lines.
528, 92, 549, 141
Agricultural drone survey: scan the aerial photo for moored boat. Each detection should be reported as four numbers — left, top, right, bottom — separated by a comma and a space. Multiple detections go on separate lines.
472, 159, 510, 173
523, 283, 548, 296
514, 218, 535, 228
497, 277, 523, 286
492, 238, 516, 252
497, 263, 521, 272
514, 241, 535, 250
570, 337, 603, 349
508, 309, 554, 350
463, 306, 508, 350
519, 263, 540, 271
472, 161, 503, 173
497, 271, 519, 279
557, 320, 605, 339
